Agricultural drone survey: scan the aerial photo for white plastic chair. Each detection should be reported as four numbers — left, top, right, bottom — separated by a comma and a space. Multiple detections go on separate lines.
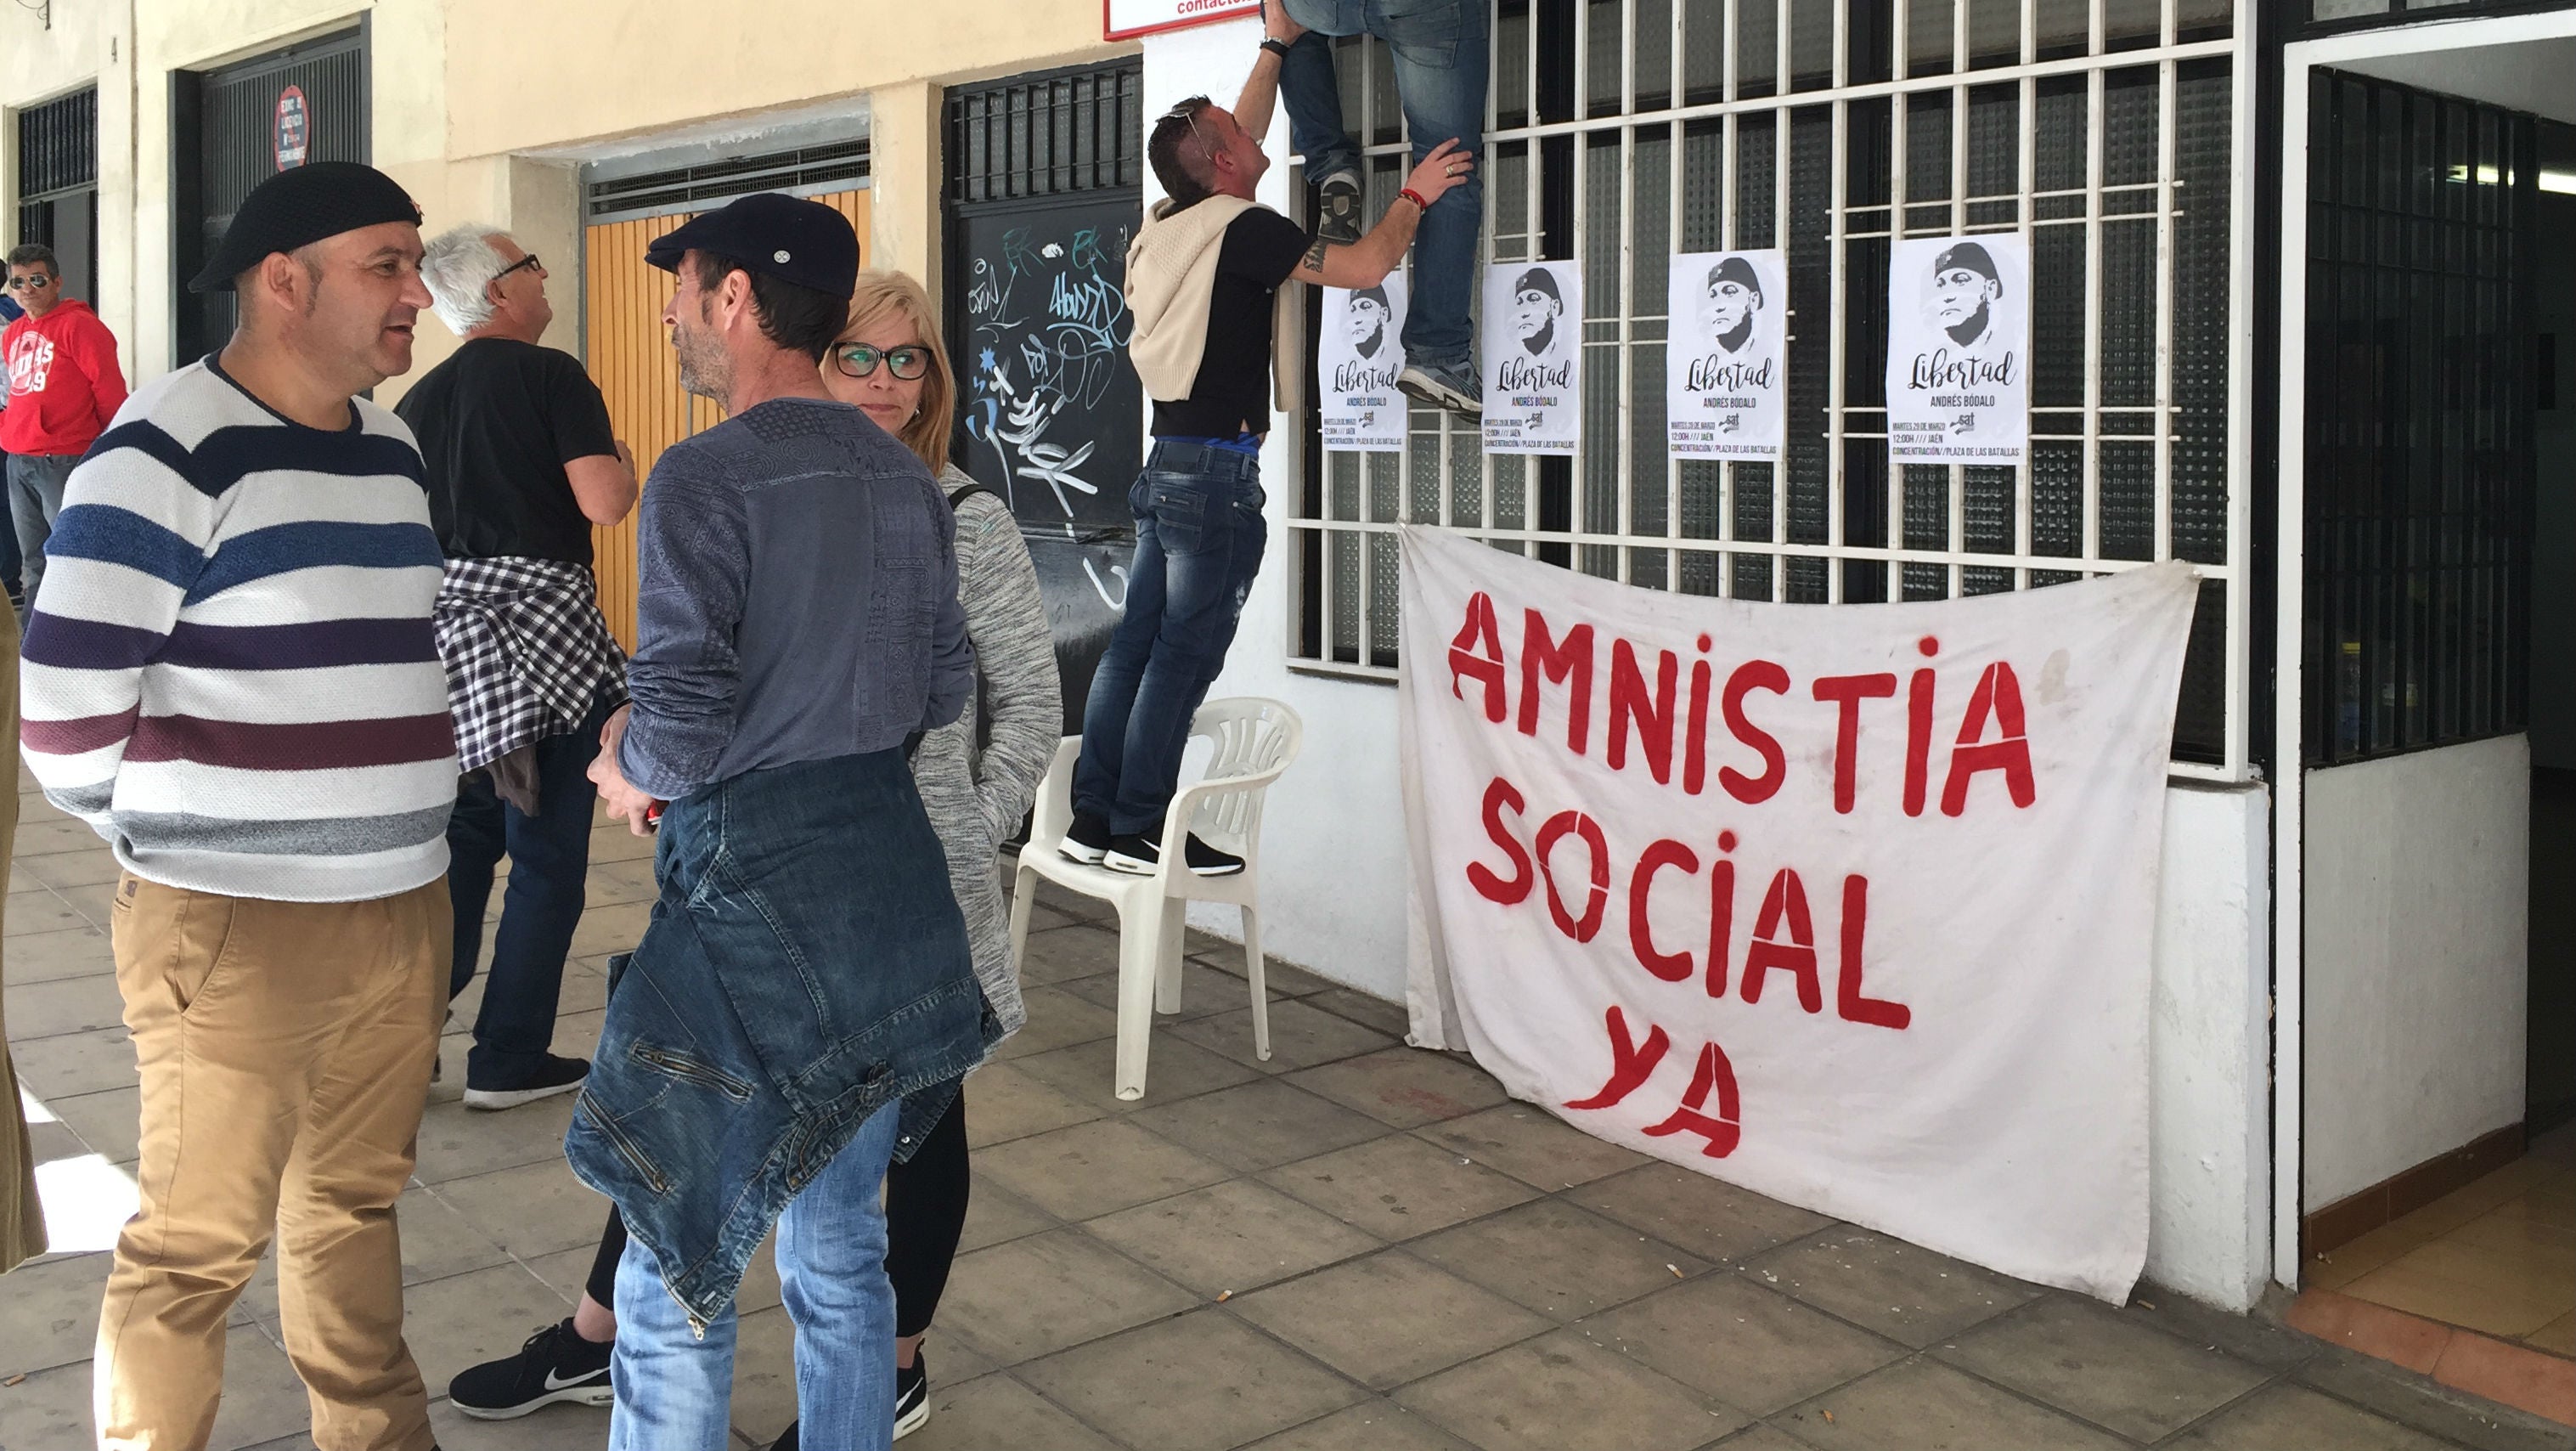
1006, 697, 1304, 1100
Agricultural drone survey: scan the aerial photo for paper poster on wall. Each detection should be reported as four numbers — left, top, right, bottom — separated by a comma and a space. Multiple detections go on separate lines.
1666, 250, 1787, 460
1320, 276, 1409, 453
1482, 262, 1583, 455
1885, 234, 2029, 464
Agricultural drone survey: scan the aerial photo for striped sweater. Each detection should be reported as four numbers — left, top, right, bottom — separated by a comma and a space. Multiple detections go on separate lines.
20, 357, 459, 903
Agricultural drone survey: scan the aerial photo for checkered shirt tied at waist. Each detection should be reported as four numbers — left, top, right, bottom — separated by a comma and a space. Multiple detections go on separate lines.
434, 556, 629, 776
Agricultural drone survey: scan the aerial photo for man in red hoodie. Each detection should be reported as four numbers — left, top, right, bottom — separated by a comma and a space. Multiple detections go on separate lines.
3, 243, 127, 619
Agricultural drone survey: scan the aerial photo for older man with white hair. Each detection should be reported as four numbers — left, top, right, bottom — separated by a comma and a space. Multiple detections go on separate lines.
395, 223, 636, 1112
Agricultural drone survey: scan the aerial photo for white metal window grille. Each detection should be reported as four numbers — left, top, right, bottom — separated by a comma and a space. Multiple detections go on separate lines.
1290, 0, 2252, 775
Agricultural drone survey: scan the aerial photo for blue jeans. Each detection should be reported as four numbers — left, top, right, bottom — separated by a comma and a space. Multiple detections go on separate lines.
8, 450, 76, 620
1074, 442, 1268, 837
446, 694, 610, 1087
609, 1099, 904, 1451
1279, 0, 1489, 370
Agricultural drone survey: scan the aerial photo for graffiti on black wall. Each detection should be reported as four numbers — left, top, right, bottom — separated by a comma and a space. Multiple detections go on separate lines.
957, 206, 1140, 534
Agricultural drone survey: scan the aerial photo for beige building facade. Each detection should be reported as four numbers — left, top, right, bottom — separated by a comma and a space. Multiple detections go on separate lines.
0, 0, 1130, 389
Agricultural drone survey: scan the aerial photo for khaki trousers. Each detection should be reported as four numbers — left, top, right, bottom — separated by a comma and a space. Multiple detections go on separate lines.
96, 875, 449, 1451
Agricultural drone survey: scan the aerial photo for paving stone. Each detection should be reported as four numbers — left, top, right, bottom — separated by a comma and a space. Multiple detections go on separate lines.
429, 1394, 608, 1450
10, 1024, 138, 1098
1412, 1198, 1712, 1320
724, 1304, 800, 1446
1029, 877, 1117, 925
0, 1357, 89, 1451
899, 1371, 1125, 1451
0, 1249, 112, 1377
1415, 1103, 1650, 1191
1130, 1077, 1395, 1173
956, 1175, 1056, 1254
992, 983, 1121, 1060
1261, 1132, 1539, 1240
1396, 1328, 1749, 1451
1019, 1307, 1367, 1450
1057, 956, 1290, 1019
18, 818, 106, 858
1240, 1400, 1481, 1449
1191, 950, 1340, 998
2293, 1345, 2576, 1451
1570, 1163, 1835, 1267
1708, 1428, 1825, 1450
2128, 1288, 2324, 1372
3, 924, 115, 985
1017, 923, 1125, 985
566, 901, 652, 957
3, 972, 127, 1042
975, 1116, 1232, 1221
1233, 1249, 1552, 1389
1085, 1177, 1382, 1297
585, 826, 656, 864
398, 1261, 581, 1403
5, 890, 92, 938
18, 848, 126, 889
1584, 1272, 1908, 1417
1302, 986, 1414, 1039
411, 1088, 583, 1185
1012, 1030, 1265, 1114
1773, 1356, 2133, 1450
939, 1227, 1196, 1365
2168, 1381, 2459, 1450
961, 1059, 1108, 1145
42, 1082, 138, 1164
430, 1159, 612, 1259
1937, 1294, 2269, 1442
1743, 1227, 2039, 1348
1168, 999, 1401, 1074
47, 882, 119, 931
1284, 1047, 1510, 1129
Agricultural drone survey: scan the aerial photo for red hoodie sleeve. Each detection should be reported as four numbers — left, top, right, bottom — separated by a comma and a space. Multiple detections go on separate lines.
72, 313, 127, 435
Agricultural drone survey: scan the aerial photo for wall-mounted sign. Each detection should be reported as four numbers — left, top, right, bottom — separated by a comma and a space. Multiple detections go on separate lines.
1105, 0, 1260, 40
1885, 234, 2028, 464
1319, 274, 1408, 453
1481, 261, 1582, 455
1666, 249, 1787, 460
274, 84, 310, 171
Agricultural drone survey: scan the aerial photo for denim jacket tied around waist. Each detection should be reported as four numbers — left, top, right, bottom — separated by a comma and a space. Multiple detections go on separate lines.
564, 748, 995, 1330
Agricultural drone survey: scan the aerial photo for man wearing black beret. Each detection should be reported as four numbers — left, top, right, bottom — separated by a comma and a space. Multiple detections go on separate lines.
566, 191, 987, 1451
21, 160, 456, 1451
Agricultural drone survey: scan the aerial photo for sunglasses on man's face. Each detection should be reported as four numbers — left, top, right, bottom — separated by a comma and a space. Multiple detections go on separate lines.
833, 344, 933, 381
5, 274, 55, 291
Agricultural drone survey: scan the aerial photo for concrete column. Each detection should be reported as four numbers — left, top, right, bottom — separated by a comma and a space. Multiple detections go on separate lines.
865, 78, 943, 307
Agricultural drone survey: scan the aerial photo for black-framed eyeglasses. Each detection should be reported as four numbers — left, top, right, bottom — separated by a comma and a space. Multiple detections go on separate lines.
833, 344, 933, 381
4, 274, 54, 290
491, 253, 541, 286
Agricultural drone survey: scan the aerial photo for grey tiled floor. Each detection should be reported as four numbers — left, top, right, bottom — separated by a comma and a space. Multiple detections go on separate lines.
6, 785, 2573, 1451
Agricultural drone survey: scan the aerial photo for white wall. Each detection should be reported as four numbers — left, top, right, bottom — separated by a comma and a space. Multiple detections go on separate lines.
1138, 16, 2277, 1308
2147, 782, 2274, 1311
2304, 734, 2530, 1210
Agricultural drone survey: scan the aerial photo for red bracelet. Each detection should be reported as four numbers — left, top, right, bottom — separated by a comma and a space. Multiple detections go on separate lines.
1399, 187, 1430, 212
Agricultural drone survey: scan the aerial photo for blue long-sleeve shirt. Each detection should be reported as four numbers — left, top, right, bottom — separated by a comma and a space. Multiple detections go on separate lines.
618, 398, 972, 801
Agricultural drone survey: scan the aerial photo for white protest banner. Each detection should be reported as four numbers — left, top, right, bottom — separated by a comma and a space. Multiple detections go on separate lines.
1399, 524, 2197, 1300
1886, 234, 2029, 464
1321, 276, 1409, 453
1668, 250, 1787, 460
1482, 262, 1582, 454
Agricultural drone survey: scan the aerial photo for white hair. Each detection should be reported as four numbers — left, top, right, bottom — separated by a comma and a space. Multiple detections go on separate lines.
420, 223, 515, 336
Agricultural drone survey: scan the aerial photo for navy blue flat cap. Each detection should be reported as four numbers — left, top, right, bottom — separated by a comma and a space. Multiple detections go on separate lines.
645, 192, 860, 297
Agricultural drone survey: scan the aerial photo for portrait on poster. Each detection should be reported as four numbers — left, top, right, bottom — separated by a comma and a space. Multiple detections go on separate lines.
1482, 262, 1583, 454
1885, 235, 2029, 464
1667, 250, 1786, 460
1319, 277, 1408, 453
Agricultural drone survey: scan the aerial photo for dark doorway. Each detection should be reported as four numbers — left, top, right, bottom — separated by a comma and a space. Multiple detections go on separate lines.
170, 26, 368, 366
944, 60, 1145, 737
15, 88, 98, 306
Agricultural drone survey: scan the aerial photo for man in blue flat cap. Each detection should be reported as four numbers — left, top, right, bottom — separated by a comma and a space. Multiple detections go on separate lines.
566, 191, 988, 1451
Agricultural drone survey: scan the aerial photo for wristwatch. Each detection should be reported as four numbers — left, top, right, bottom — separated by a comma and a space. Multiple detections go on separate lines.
1260, 37, 1293, 57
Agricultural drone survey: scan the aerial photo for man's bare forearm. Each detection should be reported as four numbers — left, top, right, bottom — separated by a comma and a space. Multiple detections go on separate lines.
1236, 48, 1285, 141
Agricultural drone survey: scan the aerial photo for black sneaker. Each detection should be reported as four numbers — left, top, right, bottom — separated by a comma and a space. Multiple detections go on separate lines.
448, 1318, 613, 1420
1060, 811, 1113, 866
894, 1352, 930, 1438
1316, 171, 1363, 245
1105, 833, 1244, 878
464, 1053, 590, 1112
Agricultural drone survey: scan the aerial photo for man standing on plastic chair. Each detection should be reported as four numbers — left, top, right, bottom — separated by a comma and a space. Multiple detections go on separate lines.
1268, 0, 1489, 417
1063, 8, 1473, 880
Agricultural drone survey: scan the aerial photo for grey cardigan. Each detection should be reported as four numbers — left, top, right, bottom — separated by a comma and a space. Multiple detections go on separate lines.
910, 464, 1062, 1038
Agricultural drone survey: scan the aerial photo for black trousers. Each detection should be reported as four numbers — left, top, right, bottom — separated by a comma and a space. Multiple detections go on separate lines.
586, 1085, 971, 1339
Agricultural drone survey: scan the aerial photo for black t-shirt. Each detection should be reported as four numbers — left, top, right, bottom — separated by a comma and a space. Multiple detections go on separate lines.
394, 336, 619, 564
1151, 207, 1311, 438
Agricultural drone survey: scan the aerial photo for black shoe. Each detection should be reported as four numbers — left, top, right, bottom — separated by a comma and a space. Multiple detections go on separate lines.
463, 1053, 590, 1112
448, 1318, 613, 1420
894, 1352, 930, 1438
772, 1421, 798, 1451
1060, 811, 1113, 866
1316, 171, 1363, 245
1105, 832, 1245, 878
